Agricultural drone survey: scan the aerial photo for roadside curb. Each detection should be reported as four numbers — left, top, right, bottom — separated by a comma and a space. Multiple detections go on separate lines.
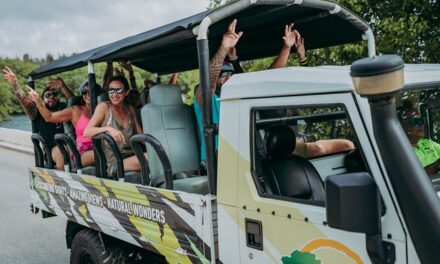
0, 128, 33, 155
0, 141, 33, 155
0, 141, 34, 155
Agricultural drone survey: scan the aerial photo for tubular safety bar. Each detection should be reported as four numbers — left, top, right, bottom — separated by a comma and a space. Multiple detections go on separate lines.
54, 133, 86, 173
92, 133, 124, 180
54, 134, 72, 172
31, 133, 54, 169
131, 134, 173, 190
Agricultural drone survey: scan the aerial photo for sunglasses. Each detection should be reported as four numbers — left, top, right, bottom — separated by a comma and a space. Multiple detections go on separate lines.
403, 117, 425, 128
107, 88, 125, 94
81, 90, 89, 96
44, 91, 59, 98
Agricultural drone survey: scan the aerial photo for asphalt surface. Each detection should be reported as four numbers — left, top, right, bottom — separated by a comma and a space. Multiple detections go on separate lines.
0, 148, 69, 264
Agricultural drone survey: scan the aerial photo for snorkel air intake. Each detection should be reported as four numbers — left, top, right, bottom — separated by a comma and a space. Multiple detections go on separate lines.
351, 55, 440, 263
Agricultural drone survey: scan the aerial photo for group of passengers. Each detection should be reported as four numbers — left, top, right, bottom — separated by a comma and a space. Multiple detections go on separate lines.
3, 66, 142, 175
194, 19, 354, 162
3, 19, 357, 179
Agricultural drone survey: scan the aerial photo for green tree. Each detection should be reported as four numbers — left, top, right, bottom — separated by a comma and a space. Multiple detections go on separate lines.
282, 250, 321, 264
312, 0, 440, 65
0, 58, 39, 122
210, 0, 440, 68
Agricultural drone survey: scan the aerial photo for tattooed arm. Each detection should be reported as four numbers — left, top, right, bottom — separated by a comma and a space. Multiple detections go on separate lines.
2, 66, 38, 120
196, 19, 243, 105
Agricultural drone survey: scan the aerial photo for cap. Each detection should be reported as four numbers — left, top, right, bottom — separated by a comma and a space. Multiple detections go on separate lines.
220, 62, 234, 72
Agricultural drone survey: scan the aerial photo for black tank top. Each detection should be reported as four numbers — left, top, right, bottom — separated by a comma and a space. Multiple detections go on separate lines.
32, 102, 66, 150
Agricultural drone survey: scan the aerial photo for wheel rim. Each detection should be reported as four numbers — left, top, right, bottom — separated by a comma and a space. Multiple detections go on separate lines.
79, 252, 95, 264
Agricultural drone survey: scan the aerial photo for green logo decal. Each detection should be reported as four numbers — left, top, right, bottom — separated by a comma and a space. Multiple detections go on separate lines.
281, 250, 321, 264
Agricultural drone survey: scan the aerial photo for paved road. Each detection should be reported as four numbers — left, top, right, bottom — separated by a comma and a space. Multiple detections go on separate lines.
0, 148, 69, 264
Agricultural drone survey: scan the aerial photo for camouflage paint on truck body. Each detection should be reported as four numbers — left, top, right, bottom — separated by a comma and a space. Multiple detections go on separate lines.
30, 167, 215, 264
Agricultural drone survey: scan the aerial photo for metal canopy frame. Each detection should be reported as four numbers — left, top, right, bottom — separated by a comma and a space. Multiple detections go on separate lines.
196, 0, 375, 195
28, 0, 375, 195
29, 0, 374, 79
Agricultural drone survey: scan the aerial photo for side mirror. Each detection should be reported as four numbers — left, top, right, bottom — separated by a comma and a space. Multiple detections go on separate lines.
325, 172, 380, 235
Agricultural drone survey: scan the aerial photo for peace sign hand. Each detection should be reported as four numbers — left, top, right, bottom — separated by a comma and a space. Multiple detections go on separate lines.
221, 19, 243, 50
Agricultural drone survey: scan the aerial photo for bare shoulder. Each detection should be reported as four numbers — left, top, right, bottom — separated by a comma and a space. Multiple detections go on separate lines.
88, 102, 109, 126
70, 105, 81, 112
95, 101, 109, 113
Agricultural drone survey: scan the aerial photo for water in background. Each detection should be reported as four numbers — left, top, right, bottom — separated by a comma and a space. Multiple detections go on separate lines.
0, 115, 32, 131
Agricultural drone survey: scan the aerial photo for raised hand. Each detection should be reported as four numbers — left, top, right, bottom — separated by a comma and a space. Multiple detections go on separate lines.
282, 23, 299, 49
113, 67, 125, 77
47, 77, 66, 91
295, 35, 306, 61
26, 85, 40, 102
221, 19, 243, 50
2, 66, 18, 86
118, 60, 133, 72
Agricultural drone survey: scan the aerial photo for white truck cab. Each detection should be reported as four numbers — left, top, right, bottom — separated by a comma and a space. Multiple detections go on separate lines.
27, 1, 440, 263
216, 63, 440, 263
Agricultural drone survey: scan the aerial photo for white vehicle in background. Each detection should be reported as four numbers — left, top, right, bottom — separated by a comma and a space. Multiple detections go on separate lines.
27, 0, 440, 263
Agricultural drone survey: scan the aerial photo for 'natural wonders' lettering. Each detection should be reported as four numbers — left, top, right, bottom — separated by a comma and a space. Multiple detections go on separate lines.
107, 197, 166, 224
35, 180, 166, 224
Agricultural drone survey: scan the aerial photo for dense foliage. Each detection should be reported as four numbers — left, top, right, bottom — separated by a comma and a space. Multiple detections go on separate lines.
242, 0, 440, 71
1, 0, 439, 122
0, 58, 199, 121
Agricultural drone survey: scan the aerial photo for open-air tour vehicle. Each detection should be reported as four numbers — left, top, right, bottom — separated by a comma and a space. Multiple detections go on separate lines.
27, 0, 440, 263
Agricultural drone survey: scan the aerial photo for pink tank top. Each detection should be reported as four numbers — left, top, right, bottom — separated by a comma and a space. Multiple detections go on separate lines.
75, 108, 92, 146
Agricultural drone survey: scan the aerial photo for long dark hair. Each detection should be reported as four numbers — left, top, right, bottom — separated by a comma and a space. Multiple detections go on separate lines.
109, 76, 129, 91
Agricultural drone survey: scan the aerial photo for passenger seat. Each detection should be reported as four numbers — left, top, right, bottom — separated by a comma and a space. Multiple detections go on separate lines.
140, 84, 208, 194
59, 96, 97, 175
64, 96, 82, 142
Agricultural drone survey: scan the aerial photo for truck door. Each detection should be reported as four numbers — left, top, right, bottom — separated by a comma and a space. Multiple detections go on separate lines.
234, 93, 406, 264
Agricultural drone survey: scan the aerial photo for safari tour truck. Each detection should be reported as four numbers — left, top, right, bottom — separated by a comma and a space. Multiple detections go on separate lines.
27, 0, 440, 263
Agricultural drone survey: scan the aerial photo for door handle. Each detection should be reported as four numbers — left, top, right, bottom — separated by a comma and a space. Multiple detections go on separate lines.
246, 218, 263, 250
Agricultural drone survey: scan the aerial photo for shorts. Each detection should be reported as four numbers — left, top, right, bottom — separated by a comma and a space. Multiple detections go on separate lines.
77, 142, 94, 154
70, 142, 94, 162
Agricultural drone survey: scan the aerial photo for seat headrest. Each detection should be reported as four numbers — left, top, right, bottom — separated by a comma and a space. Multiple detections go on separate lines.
265, 125, 296, 159
98, 92, 109, 103
149, 84, 183, 106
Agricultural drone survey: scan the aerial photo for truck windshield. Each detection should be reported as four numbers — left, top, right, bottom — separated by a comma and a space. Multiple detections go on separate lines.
397, 85, 440, 191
